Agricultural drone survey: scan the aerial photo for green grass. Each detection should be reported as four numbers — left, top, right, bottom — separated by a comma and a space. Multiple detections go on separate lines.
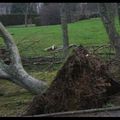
1, 17, 118, 57
0, 70, 57, 116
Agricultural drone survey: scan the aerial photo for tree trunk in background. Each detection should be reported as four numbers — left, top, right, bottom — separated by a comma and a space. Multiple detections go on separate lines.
25, 3, 29, 27
117, 3, 120, 25
60, 3, 69, 58
98, 3, 120, 58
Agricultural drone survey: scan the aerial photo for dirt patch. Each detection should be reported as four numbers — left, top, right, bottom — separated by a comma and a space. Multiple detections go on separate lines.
22, 46, 120, 116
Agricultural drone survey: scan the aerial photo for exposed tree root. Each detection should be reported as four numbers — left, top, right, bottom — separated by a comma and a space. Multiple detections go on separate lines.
22, 46, 120, 116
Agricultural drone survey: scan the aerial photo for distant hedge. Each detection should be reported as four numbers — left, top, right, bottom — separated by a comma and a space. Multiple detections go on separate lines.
33, 16, 61, 26
0, 14, 38, 26
33, 14, 99, 27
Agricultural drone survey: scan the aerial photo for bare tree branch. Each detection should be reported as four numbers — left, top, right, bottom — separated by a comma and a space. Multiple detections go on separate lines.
0, 22, 48, 94
0, 68, 10, 80
0, 22, 22, 65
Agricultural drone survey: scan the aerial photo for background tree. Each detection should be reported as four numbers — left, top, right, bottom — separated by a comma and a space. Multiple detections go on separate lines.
117, 3, 120, 25
11, 3, 37, 26
25, 3, 29, 27
38, 3, 61, 25
60, 3, 69, 57
98, 3, 120, 58
11, 3, 27, 14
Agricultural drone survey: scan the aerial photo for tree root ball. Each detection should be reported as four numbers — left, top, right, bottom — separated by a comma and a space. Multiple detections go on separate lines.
23, 46, 119, 116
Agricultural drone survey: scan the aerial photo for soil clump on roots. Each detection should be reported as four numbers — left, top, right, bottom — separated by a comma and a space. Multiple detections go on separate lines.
23, 46, 120, 116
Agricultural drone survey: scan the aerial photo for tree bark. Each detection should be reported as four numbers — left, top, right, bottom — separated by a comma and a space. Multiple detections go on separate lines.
0, 22, 48, 94
117, 3, 120, 25
98, 3, 120, 58
60, 3, 69, 57
25, 3, 29, 27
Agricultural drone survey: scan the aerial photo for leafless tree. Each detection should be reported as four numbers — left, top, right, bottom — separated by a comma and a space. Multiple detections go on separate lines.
0, 22, 48, 94
117, 3, 120, 25
24, 3, 29, 27
38, 3, 61, 25
98, 3, 120, 58
60, 3, 69, 57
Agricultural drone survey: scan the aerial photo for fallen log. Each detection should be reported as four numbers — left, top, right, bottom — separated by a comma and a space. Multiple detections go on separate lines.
23, 61, 62, 66
44, 44, 77, 52
27, 106, 120, 117
22, 46, 120, 116
44, 45, 57, 51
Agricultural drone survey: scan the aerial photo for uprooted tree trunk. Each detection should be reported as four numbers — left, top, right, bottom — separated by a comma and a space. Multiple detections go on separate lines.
0, 22, 48, 94
22, 46, 120, 116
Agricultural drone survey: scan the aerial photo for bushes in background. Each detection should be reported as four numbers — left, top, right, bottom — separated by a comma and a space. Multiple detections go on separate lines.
0, 14, 38, 26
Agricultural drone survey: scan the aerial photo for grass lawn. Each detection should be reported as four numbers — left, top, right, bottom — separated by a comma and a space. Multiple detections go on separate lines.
1, 17, 118, 57
0, 70, 57, 116
0, 17, 120, 116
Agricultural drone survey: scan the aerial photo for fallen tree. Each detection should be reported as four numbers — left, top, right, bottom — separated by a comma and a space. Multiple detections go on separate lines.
1, 22, 120, 116
22, 46, 120, 116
